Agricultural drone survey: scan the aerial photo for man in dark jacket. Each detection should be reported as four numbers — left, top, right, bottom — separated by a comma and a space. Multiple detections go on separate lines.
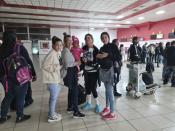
129, 37, 141, 63
155, 42, 164, 67
164, 41, 175, 87
142, 43, 147, 63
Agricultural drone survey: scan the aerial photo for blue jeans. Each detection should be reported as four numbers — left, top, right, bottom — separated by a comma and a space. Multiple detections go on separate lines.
1, 80, 28, 118
47, 83, 61, 118
104, 82, 115, 113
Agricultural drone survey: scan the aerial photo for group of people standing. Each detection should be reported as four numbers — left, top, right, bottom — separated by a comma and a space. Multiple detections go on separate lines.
42, 32, 123, 122
127, 36, 175, 88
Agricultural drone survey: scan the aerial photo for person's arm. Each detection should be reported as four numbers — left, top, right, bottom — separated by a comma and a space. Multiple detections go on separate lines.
42, 52, 56, 73
62, 49, 79, 69
20, 45, 37, 80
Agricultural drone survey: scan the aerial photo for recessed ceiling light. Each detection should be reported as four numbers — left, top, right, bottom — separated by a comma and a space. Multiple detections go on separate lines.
107, 20, 113, 23
90, 27, 94, 30
104, 28, 108, 31
126, 21, 131, 24
115, 24, 121, 27
116, 15, 124, 19
138, 17, 145, 20
99, 23, 105, 26
156, 10, 165, 15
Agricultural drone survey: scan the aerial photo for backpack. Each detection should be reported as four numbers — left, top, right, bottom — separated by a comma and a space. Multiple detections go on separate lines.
77, 84, 86, 105
146, 62, 154, 72
142, 72, 153, 85
3, 44, 32, 92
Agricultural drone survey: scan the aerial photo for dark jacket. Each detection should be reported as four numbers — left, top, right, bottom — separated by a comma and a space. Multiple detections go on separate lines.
98, 43, 121, 70
0, 44, 36, 78
166, 46, 175, 66
129, 44, 141, 62
155, 46, 164, 56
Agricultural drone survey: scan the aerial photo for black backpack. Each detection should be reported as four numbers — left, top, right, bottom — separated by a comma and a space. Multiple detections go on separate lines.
142, 72, 153, 85
146, 62, 154, 72
77, 84, 86, 105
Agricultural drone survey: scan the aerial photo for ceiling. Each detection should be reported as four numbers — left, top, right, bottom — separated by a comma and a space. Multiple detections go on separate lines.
0, 0, 175, 29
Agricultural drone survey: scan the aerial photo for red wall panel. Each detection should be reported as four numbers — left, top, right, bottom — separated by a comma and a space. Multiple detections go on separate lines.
117, 18, 175, 41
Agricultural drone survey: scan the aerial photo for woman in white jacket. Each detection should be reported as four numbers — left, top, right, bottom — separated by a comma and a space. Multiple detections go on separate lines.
42, 36, 62, 123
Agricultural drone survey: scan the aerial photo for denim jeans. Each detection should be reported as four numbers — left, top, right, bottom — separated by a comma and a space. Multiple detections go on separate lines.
164, 66, 175, 86
64, 66, 79, 113
104, 82, 115, 113
1, 80, 28, 118
47, 83, 61, 118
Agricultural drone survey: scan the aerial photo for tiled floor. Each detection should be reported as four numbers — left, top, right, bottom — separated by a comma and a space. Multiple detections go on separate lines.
1, 56, 175, 131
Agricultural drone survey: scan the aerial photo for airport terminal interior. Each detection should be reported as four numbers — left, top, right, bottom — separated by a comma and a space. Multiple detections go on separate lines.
1, 0, 175, 131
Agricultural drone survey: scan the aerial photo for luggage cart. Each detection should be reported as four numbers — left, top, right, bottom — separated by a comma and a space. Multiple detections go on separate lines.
126, 63, 143, 99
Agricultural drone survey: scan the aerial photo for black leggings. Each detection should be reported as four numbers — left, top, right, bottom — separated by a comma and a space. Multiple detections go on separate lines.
84, 72, 98, 98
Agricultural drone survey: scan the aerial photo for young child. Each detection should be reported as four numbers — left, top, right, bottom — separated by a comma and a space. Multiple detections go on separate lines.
70, 36, 83, 73
42, 36, 62, 123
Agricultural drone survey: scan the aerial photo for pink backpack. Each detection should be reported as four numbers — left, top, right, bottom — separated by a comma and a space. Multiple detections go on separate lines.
3, 44, 32, 92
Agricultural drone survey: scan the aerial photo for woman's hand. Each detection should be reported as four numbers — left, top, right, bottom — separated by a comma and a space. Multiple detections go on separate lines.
96, 52, 108, 59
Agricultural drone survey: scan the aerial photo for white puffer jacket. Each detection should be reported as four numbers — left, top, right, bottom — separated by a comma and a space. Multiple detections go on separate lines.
42, 49, 62, 84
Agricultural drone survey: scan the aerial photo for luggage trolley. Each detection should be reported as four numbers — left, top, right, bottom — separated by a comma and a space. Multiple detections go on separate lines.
126, 63, 143, 99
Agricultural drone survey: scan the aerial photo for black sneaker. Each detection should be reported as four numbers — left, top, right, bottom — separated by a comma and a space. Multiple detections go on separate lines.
163, 81, 168, 85
0, 115, 11, 124
73, 112, 85, 119
67, 108, 73, 114
171, 85, 175, 87
114, 91, 122, 97
16, 115, 31, 123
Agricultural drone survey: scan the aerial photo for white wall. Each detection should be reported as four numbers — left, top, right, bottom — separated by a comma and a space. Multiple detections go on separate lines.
50, 28, 117, 48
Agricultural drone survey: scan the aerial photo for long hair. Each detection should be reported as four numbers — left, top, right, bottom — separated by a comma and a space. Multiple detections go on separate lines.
0, 30, 17, 57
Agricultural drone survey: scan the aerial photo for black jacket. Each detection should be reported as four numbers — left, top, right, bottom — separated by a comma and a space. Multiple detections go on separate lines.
129, 44, 141, 62
166, 46, 175, 66
98, 43, 121, 69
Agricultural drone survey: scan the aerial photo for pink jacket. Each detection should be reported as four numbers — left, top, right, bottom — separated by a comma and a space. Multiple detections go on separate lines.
71, 47, 83, 61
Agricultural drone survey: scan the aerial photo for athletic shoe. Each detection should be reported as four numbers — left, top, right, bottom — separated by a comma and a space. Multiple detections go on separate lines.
114, 91, 122, 97
102, 113, 116, 121
67, 108, 74, 114
16, 115, 31, 123
81, 102, 93, 110
100, 107, 110, 117
54, 113, 62, 118
48, 115, 62, 123
171, 85, 175, 87
0, 115, 11, 124
95, 104, 102, 113
73, 112, 85, 119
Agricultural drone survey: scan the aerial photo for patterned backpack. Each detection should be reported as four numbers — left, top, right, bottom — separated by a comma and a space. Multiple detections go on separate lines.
3, 44, 32, 92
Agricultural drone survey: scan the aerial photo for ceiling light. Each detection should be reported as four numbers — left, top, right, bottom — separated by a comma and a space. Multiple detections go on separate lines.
107, 20, 113, 23
90, 27, 94, 30
126, 21, 131, 24
99, 23, 105, 26
104, 28, 108, 31
156, 10, 165, 15
116, 15, 124, 19
138, 17, 145, 20
115, 24, 121, 27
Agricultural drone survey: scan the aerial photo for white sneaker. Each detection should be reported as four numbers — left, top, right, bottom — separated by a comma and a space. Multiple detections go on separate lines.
54, 113, 62, 118
48, 115, 62, 123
